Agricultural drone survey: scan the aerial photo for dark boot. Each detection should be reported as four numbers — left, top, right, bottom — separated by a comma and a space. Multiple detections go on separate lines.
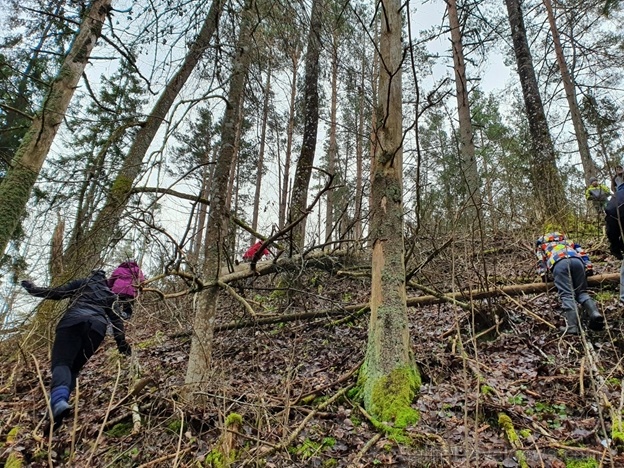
50, 386, 71, 429
563, 309, 579, 335
582, 300, 605, 331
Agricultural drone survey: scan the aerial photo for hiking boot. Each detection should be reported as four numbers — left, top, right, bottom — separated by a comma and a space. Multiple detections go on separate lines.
563, 309, 579, 335
582, 300, 604, 331
52, 400, 71, 430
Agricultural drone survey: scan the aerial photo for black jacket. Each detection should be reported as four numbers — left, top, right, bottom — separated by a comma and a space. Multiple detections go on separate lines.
23, 270, 123, 340
605, 190, 624, 259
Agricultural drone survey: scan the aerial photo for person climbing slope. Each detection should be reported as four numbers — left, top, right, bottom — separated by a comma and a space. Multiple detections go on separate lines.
535, 232, 604, 334
21, 269, 131, 429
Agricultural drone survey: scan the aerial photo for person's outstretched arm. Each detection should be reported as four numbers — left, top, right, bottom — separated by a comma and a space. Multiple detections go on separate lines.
21, 278, 86, 300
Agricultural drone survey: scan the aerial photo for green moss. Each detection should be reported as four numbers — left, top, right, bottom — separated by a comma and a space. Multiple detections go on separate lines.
205, 449, 227, 468
5, 453, 23, 468
167, 420, 183, 434
290, 437, 336, 460
498, 413, 528, 468
368, 366, 420, 429
323, 458, 338, 467
225, 413, 242, 427
6, 427, 19, 443
480, 385, 494, 395
565, 458, 598, 468
106, 422, 133, 437
110, 175, 133, 204
519, 429, 532, 438
612, 414, 624, 448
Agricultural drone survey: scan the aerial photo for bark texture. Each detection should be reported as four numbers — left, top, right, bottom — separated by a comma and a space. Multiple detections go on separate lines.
504, 0, 568, 220
360, 0, 419, 427
325, 31, 339, 246
543, 0, 598, 184
447, 0, 483, 219
0, 0, 111, 256
184, 0, 255, 396
287, 0, 322, 253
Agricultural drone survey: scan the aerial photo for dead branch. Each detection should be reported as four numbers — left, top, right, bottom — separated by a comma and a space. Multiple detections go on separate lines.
406, 238, 453, 282
218, 281, 257, 318
256, 385, 352, 458
291, 360, 363, 405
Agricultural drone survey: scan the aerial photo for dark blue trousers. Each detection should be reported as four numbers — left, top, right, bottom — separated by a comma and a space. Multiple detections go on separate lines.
51, 322, 104, 392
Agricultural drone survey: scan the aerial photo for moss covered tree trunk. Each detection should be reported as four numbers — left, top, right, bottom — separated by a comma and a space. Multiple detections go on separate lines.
184, 0, 255, 398
360, 0, 420, 428
0, 0, 111, 256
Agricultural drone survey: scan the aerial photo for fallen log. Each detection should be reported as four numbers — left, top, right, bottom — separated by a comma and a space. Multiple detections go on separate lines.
170, 273, 620, 335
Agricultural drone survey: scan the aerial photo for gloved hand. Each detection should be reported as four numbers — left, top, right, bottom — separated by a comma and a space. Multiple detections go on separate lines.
21, 280, 34, 290
586, 269, 595, 277
117, 340, 132, 356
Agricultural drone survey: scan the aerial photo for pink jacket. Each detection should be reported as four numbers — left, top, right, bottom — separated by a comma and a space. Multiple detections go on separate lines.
108, 261, 145, 298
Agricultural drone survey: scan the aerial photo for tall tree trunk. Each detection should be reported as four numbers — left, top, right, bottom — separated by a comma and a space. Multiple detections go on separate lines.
288, 0, 322, 253
184, 0, 254, 397
251, 67, 272, 242
368, 20, 380, 248
0, 0, 111, 256
62, 0, 226, 274
504, 0, 568, 220
354, 48, 366, 242
279, 51, 300, 229
359, 0, 420, 427
543, 0, 598, 184
325, 34, 339, 246
447, 0, 483, 221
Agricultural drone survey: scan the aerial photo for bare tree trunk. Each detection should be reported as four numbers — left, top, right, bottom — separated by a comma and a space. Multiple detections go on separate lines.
279, 51, 300, 229
325, 34, 339, 246
0, 0, 111, 256
543, 0, 598, 184
251, 67, 272, 242
184, 0, 255, 397
359, 0, 419, 427
447, 0, 483, 221
62, 0, 226, 274
354, 49, 366, 242
288, 0, 322, 253
368, 20, 380, 248
504, 0, 568, 220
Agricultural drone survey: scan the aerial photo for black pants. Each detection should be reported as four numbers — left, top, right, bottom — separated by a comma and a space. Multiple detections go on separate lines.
51, 322, 105, 391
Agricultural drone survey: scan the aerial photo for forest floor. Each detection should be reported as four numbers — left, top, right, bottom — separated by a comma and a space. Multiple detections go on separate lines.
2, 234, 624, 467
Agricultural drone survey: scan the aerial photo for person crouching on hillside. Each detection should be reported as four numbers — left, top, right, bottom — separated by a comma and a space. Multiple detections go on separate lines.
21, 270, 131, 429
535, 232, 604, 334
109, 260, 145, 320
242, 240, 270, 262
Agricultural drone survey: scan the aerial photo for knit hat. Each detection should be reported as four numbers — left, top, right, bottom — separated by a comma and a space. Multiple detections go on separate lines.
590, 177, 598, 183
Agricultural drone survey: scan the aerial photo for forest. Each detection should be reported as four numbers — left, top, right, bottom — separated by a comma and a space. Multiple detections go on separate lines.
1, 0, 624, 466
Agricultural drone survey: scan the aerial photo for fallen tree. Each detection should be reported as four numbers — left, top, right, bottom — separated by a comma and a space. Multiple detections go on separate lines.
166, 273, 620, 334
